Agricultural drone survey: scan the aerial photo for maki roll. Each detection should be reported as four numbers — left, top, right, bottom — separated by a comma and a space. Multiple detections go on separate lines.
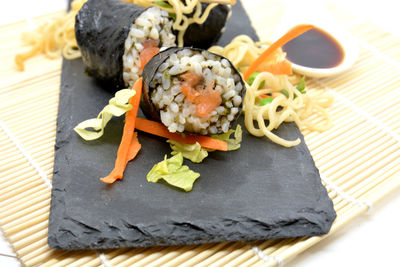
183, 4, 231, 49
75, 0, 176, 89
142, 47, 245, 135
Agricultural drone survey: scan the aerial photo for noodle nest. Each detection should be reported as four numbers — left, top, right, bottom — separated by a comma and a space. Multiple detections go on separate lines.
15, 0, 86, 71
210, 35, 334, 147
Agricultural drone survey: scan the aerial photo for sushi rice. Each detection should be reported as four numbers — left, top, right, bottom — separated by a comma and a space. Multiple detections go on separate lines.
123, 7, 176, 87
149, 49, 244, 135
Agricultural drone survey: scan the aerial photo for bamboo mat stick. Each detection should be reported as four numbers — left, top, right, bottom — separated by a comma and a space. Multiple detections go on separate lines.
348, 161, 399, 196
105, 248, 144, 266
117, 247, 178, 267
5, 212, 49, 236
0, 187, 49, 213
321, 140, 394, 180
179, 242, 232, 266
328, 171, 394, 214
313, 126, 384, 164
20, 244, 53, 263
0, 174, 42, 195
6, 124, 56, 142
17, 237, 48, 256
39, 251, 95, 267
12, 228, 48, 250
207, 243, 250, 267
154, 244, 215, 267
131, 246, 194, 267
349, 165, 399, 202
38, 251, 88, 267
305, 112, 364, 151
1, 179, 44, 200
1, 93, 58, 113
107, 248, 148, 265
0, 196, 48, 220
340, 67, 398, 95
0, 164, 39, 183
224, 240, 280, 267
338, 150, 399, 190
24, 251, 68, 267
1, 73, 61, 96
331, 147, 398, 188
312, 123, 383, 162
4, 131, 56, 150
10, 220, 48, 243
140, 245, 198, 267
4, 107, 58, 126
240, 238, 296, 267
63, 252, 101, 267
194, 242, 246, 267
0, 195, 50, 223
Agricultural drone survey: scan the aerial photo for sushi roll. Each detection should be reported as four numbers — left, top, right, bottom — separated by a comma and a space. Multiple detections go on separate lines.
142, 47, 245, 135
75, 0, 176, 89
183, 4, 231, 49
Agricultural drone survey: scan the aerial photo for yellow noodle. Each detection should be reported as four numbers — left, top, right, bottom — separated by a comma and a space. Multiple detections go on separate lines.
244, 73, 333, 147
15, 0, 86, 70
210, 36, 334, 147
209, 35, 286, 72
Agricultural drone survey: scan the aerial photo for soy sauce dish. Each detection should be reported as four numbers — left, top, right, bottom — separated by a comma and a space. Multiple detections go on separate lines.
282, 25, 359, 78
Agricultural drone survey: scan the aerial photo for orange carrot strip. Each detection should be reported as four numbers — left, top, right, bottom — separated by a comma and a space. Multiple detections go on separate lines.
259, 60, 293, 75
101, 132, 141, 183
135, 118, 228, 151
100, 78, 143, 184
244, 24, 314, 81
127, 132, 141, 161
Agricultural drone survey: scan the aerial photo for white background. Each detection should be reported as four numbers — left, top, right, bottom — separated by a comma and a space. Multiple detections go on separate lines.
1, 0, 400, 266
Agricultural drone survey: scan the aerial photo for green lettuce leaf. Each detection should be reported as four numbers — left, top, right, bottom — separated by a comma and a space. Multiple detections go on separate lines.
211, 124, 242, 151
147, 153, 200, 192
168, 140, 208, 163
74, 89, 134, 141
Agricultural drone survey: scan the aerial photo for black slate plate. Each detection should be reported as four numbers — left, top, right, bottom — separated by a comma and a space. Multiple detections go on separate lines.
48, 1, 336, 250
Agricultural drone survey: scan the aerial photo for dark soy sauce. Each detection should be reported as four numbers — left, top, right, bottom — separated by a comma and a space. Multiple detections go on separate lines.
282, 27, 344, 68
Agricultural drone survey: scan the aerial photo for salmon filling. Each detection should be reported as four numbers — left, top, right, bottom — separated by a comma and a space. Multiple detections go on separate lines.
180, 72, 222, 117
139, 39, 160, 71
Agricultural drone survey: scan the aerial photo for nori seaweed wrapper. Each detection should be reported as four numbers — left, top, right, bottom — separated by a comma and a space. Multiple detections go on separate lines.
75, 0, 147, 90
183, 4, 230, 49
141, 47, 245, 127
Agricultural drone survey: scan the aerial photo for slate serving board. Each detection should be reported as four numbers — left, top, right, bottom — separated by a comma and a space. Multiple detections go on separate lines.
48, 0, 336, 250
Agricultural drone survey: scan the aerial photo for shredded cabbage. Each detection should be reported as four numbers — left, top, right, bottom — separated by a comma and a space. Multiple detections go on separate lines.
211, 125, 242, 151
74, 89, 135, 141
167, 125, 243, 163
147, 153, 200, 192
168, 140, 208, 163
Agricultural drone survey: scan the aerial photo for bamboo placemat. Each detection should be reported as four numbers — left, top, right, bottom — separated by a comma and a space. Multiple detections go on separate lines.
1, 1, 400, 266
